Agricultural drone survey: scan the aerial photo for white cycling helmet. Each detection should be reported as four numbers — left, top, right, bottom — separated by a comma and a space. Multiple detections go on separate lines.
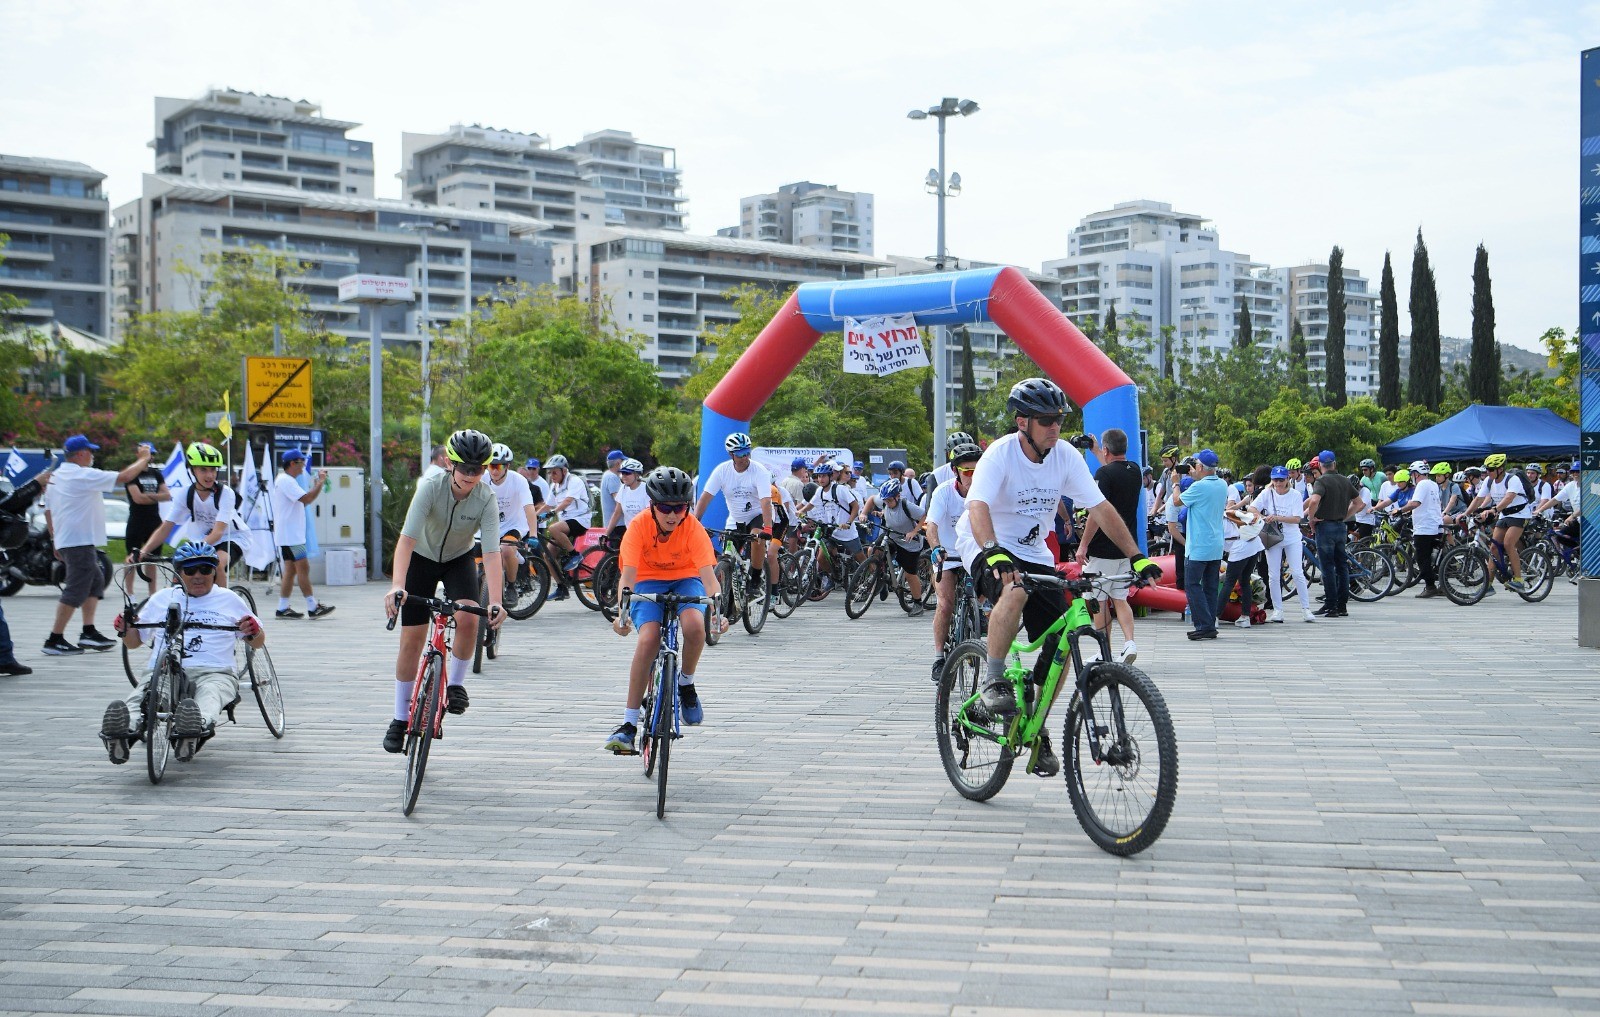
724, 432, 753, 454
1452, 471, 1467, 483
489, 442, 514, 466
1409, 459, 1429, 472
545, 454, 569, 470
620, 458, 643, 474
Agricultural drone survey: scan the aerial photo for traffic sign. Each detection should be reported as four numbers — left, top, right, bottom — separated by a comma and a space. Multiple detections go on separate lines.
246, 357, 313, 425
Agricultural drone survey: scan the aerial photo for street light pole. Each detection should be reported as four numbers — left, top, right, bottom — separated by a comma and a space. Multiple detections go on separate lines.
400, 220, 452, 471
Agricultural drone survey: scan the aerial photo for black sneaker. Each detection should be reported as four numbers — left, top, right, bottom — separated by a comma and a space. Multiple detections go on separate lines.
930, 655, 946, 684
43, 634, 83, 656
173, 698, 212, 739
446, 685, 469, 715
307, 604, 335, 619
604, 722, 637, 754
383, 719, 407, 753
1030, 731, 1060, 778
0, 660, 32, 676
78, 628, 116, 652
100, 701, 133, 764
275, 607, 304, 619
979, 679, 1018, 718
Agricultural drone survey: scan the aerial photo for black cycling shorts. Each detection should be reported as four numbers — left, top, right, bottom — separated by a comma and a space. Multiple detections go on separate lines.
557, 519, 588, 538
400, 552, 479, 627
890, 542, 923, 573
967, 549, 1065, 643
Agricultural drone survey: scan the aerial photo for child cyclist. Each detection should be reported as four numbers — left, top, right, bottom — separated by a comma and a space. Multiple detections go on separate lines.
604, 467, 724, 754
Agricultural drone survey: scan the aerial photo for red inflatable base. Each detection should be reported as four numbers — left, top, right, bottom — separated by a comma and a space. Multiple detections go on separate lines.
1054, 554, 1256, 622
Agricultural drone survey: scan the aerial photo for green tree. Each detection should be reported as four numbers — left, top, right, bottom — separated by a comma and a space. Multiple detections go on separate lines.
1408, 229, 1442, 411
1377, 252, 1402, 410
1158, 324, 1175, 383
1288, 317, 1309, 391
1213, 389, 1416, 475
1101, 301, 1120, 361
1467, 243, 1500, 405
1325, 246, 1347, 408
1234, 295, 1252, 349
958, 326, 978, 435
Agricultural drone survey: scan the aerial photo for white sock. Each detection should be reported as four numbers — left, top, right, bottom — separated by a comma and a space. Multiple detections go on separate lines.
678, 671, 694, 687
306, 596, 318, 611
395, 682, 413, 721
624, 707, 640, 726
447, 655, 469, 687
278, 597, 290, 611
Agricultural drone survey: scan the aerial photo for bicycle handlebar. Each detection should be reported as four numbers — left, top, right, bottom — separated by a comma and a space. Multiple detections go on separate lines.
1012, 570, 1147, 595
620, 587, 716, 608
384, 592, 493, 631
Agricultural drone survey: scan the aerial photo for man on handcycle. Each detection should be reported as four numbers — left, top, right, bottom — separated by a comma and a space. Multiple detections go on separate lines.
605, 467, 723, 754
956, 379, 1160, 774
99, 541, 265, 763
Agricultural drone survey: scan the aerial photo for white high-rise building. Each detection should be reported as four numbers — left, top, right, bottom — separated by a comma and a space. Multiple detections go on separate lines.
729, 182, 874, 255
1278, 262, 1375, 398
567, 131, 686, 232
0, 155, 111, 340
1172, 249, 1285, 352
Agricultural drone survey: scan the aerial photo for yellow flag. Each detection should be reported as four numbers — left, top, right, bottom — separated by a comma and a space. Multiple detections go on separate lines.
219, 389, 233, 441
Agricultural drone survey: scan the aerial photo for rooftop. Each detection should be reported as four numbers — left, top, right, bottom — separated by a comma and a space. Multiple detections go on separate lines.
0, 154, 106, 182
587, 226, 888, 267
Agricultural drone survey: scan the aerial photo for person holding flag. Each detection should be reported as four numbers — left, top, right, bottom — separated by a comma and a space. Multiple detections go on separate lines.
270, 448, 333, 618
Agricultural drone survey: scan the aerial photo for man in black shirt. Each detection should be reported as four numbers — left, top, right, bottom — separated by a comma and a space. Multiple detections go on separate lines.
121, 443, 170, 599
1303, 450, 1357, 617
1075, 428, 1145, 663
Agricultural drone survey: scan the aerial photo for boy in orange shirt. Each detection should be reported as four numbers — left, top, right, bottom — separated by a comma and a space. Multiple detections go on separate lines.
605, 467, 724, 754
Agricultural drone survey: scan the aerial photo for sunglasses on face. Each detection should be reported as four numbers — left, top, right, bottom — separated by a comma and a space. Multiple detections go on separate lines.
455, 464, 486, 476
1031, 414, 1065, 428
180, 564, 216, 576
655, 503, 689, 514
955, 465, 976, 475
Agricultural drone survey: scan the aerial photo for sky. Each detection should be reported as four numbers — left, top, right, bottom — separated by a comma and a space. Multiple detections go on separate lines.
2, 0, 1595, 352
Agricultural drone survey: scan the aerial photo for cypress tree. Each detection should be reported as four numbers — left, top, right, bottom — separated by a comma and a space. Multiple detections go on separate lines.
1159, 324, 1175, 382
1288, 317, 1309, 391
1377, 251, 1401, 410
1235, 294, 1252, 349
1408, 229, 1442, 410
1325, 246, 1347, 408
1102, 300, 1119, 358
959, 327, 979, 434
1467, 243, 1500, 404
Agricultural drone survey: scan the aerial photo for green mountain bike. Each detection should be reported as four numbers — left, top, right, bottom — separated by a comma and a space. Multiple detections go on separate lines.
935, 570, 1178, 856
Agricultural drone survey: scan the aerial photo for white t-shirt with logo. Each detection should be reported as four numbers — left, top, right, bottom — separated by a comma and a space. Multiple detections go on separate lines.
45, 462, 119, 549
1252, 486, 1306, 545
955, 433, 1105, 567
549, 474, 591, 524
702, 460, 774, 525
1409, 478, 1444, 536
489, 470, 534, 538
137, 585, 257, 673
927, 478, 966, 570
615, 481, 651, 526
806, 482, 860, 541
270, 472, 309, 547
167, 484, 242, 546
1555, 479, 1580, 515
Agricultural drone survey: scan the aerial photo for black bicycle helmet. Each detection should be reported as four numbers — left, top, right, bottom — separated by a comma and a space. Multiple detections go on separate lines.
949, 442, 982, 467
645, 466, 694, 504
445, 429, 493, 466
1160, 444, 1181, 459
945, 431, 975, 453
1006, 378, 1067, 418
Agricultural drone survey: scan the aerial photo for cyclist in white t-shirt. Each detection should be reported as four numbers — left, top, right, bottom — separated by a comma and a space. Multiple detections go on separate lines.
606, 458, 651, 540
269, 448, 332, 619
799, 461, 862, 589
926, 441, 981, 680
927, 431, 975, 494
543, 454, 591, 573
860, 478, 928, 613
133, 443, 244, 587
518, 458, 551, 516
1399, 461, 1450, 598
957, 380, 1159, 773
1467, 454, 1533, 592
693, 432, 777, 586
486, 442, 539, 594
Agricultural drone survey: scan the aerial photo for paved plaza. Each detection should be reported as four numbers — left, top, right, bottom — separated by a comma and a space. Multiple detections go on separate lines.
0, 576, 1597, 1017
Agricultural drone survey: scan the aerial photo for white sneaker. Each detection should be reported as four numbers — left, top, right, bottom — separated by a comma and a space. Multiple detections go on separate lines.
1234, 617, 1251, 629
1082, 644, 1101, 663
1268, 608, 1283, 623
1302, 610, 1317, 623
1120, 640, 1137, 665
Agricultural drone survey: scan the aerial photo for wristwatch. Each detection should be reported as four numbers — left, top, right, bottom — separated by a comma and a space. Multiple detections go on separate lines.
981, 540, 998, 552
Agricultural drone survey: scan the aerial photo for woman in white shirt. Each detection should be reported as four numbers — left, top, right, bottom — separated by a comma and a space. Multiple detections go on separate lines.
1221, 478, 1266, 628
1253, 466, 1315, 623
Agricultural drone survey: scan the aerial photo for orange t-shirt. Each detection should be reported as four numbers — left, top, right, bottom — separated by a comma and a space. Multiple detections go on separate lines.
620, 509, 716, 581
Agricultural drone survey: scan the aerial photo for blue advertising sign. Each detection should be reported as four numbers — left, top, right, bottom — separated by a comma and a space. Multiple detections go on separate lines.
1581, 49, 1600, 577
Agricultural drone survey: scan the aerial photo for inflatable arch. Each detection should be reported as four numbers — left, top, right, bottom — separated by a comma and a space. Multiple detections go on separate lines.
696, 266, 1144, 545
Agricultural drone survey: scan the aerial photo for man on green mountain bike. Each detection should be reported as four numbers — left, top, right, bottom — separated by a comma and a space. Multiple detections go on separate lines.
954, 379, 1160, 775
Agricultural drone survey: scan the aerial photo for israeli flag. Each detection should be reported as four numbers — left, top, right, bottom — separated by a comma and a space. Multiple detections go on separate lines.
4, 448, 26, 480
159, 443, 192, 524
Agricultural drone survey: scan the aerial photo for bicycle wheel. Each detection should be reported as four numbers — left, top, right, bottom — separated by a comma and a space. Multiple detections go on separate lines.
595, 554, 622, 622
232, 584, 257, 616
706, 558, 732, 646
1439, 545, 1489, 606
654, 661, 673, 819
573, 546, 607, 612
247, 646, 286, 738
770, 552, 799, 620
145, 659, 176, 784
640, 661, 657, 777
935, 639, 1014, 801
402, 654, 443, 816
1517, 546, 1555, 603
504, 552, 550, 621
893, 561, 919, 615
472, 576, 488, 674
742, 567, 770, 634
845, 558, 883, 619
122, 640, 140, 687
1347, 547, 1394, 603
1063, 661, 1178, 857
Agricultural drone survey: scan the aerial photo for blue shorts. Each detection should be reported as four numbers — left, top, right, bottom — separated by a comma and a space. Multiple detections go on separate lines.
630, 577, 707, 629
280, 544, 308, 563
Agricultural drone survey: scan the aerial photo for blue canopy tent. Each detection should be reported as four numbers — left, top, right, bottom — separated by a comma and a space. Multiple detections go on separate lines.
1377, 405, 1579, 464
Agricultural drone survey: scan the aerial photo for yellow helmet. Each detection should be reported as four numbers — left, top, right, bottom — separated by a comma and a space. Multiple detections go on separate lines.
1430, 462, 1452, 476
1286, 458, 1303, 470
1395, 469, 1412, 484
1483, 453, 1507, 470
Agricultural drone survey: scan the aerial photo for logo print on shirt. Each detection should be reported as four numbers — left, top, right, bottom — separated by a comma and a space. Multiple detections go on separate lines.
1019, 523, 1041, 547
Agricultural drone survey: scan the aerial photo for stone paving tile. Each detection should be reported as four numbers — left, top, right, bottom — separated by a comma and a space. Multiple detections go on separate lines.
1, 581, 1598, 1017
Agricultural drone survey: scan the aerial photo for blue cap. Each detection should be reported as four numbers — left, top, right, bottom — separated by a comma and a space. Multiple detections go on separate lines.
853, 460, 864, 469
1178, 475, 1194, 491
63, 435, 99, 453
1270, 466, 1289, 480
790, 457, 808, 470
606, 450, 626, 462
280, 447, 306, 464
1318, 449, 1336, 464
524, 457, 541, 470
1195, 449, 1219, 468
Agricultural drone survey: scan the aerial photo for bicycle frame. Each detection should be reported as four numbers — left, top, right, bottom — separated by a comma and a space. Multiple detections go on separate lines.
408, 609, 454, 737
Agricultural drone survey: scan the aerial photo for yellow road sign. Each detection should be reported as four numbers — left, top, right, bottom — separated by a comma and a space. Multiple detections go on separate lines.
246, 357, 313, 425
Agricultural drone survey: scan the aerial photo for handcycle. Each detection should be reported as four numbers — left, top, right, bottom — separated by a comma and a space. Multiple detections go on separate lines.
619, 587, 717, 819
707, 527, 771, 641
386, 591, 493, 816
1438, 514, 1554, 606
935, 570, 1178, 856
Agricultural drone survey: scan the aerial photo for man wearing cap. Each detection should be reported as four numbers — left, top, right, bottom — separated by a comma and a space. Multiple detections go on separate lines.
519, 458, 550, 516
43, 436, 152, 655
598, 451, 626, 538
1304, 450, 1358, 617
271, 448, 333, 619
1172, 450, 1227, 639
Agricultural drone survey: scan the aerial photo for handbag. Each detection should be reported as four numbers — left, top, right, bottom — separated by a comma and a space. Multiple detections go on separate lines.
1260, 491, 1285, 549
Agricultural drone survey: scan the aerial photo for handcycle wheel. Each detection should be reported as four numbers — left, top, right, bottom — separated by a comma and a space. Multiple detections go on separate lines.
572, 545, 607, 612
1517, 546, 1555, 603
1439, 545, 1488, 606
1347, 547, 1394, 603
595, 554, 622, 622
769, 552, 798, 620
503, 550, 550, 621
145, 659, 176, 784
472, 576, 488, 674
935, 639, 1014, 801
705, 558, 732, 646
402, 654, 442, 816
844, 558, 883, 620
1064, 661, 1179, 857
121, 602, 146, 686
232, 584, 257, 616
742, 566, 770, 634
247, 645, 286, 738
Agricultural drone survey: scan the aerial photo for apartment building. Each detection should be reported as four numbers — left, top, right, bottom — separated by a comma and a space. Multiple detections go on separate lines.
1172, 248, 1285, 352
0, 154, 111, 338
569, 131, 685, 231
727, 182, 874, 255
1278, 262, 1375, 398
555, 227, 886, 381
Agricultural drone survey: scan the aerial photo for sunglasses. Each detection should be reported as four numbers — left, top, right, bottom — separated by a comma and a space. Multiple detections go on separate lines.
1031, 414, 1064, 428
180, 563, 216, 576
454, 464, 486, 476
955, 465, 977, 475
654, 503, 689, 514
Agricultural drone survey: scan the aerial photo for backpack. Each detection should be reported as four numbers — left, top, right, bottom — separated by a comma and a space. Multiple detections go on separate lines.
186, 483, 222, 517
